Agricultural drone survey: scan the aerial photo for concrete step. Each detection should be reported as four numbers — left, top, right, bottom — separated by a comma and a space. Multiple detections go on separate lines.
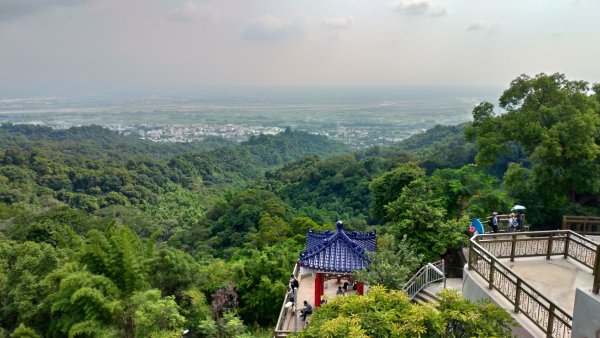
413, 289, 438, 304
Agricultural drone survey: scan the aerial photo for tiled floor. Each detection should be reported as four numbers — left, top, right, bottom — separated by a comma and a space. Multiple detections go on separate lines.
281, 273, 363, 331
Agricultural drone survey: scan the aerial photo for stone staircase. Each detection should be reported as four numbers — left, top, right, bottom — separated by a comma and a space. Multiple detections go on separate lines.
412, 277, 464, 304
412, 288, 438, 304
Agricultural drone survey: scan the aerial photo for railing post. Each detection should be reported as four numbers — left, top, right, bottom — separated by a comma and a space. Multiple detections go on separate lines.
514, 278, 522, 313
293, 287, 298, 332
563, 232, 570, 259
488, 260, 495, 290
510, 234, 517, 262
468, 239, 473, 270
546, 233, 554, 260
546, 304, 555, 338
593, 245, 600, 294
442, 260, 447, 289
425, 265, 429, 286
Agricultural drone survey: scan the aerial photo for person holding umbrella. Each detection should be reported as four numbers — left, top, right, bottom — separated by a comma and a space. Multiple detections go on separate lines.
511, 205, 526, 231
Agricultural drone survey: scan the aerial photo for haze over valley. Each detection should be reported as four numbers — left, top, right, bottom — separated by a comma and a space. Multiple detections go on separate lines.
2, 0, 600, 337
0, 86, 499, 147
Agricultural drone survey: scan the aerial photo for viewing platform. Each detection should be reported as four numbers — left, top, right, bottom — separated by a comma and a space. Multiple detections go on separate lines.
275, 227, 600, 338
464, 230, 600, 338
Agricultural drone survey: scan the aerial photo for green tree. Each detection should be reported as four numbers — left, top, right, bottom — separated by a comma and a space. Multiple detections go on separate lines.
196, 317, 219, 337
293, 286, 442, 338
466, 73, 600, 224
42, 264, 121, 337
10, 323, 41, 338
148, 247, 202, 296
289, 217, 319, 243
292, 286, 515, 338
430, 165, 511, 220
178, 289, 211, 336
437, 289, 515, 337
220, 311, 248, 338
79, 226, 148, 295
353, 234, 421, 290
130, 289, 186, 338
233, 241, 301, 326
0, 241, 66, 333
250, 212, 292, 248
369, 162, 424, 223
385, 178, 468, 263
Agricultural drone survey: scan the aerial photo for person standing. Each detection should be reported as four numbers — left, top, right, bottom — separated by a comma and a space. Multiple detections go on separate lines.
516, 211, 524, 231
491, 212, 499, 233
508, 213, 517, 232
289, 275, 299, 290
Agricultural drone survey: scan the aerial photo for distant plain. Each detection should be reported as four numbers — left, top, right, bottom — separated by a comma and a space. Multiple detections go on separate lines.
0, 86, 500, 147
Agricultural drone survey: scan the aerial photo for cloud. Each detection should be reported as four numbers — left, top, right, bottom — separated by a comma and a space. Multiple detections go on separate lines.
0, 0, 90, 21
392, 0, 447, 17
166, 2, 222, 23
466, 20, 487, 31
242, 14, 307, 42
465, 20, 500, 33
321, 17, 353, 30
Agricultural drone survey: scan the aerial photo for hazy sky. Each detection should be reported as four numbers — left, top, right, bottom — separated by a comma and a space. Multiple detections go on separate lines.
1, 0, 599, 92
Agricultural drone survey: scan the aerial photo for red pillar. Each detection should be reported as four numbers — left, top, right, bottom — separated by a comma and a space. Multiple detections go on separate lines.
357, 282, 364, 296
314, 272, 322, 307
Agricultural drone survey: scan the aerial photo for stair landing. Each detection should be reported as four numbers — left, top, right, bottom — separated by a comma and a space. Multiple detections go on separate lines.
423, 277, 463, 295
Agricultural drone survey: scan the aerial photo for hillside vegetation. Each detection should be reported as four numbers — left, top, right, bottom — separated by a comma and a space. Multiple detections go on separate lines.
1, 73, 599, 337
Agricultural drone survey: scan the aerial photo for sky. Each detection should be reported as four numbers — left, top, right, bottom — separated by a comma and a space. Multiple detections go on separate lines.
1, 0, 600, 93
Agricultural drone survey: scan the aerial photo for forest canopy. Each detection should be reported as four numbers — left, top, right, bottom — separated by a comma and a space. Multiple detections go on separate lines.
1, 72, 598, 337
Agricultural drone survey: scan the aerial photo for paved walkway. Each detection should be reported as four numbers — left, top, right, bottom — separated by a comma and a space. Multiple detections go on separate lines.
281, 273, 363, 331
499, 256, 595, 314
465, 256, 596, 337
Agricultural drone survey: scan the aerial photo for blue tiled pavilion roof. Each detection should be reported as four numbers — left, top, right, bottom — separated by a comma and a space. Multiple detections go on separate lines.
298, 222, 377, 273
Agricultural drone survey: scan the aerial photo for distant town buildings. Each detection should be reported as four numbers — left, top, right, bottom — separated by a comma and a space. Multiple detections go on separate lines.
118, 123, 416, 147
130, 124, 284, 143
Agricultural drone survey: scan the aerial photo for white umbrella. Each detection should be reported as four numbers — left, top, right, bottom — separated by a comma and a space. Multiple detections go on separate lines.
510, 205, 526, 211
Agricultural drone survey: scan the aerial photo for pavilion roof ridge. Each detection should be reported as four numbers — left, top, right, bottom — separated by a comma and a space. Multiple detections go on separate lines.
298, 221, 377, 273
301, 229, 370, 259
306, 228, 376, 239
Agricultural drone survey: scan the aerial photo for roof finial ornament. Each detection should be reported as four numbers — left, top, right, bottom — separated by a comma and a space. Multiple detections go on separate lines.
336, 220, 343, 231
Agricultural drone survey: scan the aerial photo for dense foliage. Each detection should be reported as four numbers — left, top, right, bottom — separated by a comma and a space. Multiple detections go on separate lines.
3, 73, 595, 336
0, 127, 344, 336
466, 73, 600, 226
292, 286, 515, 338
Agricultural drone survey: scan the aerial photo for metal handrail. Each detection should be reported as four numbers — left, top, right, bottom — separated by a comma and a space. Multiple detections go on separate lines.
274, 264, 299, 337
402, 260, 445, 299
467, 230, 600, 338
473, 230, 599, 293
563, 215, 600, 235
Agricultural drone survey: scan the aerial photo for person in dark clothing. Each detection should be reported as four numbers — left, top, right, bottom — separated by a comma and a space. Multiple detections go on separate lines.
516, 211, 524, 231
336, 286, 345, 296
289, 275, 299, 290
343, 281, 349, 292
300, 300, 312, 321
491, 212, 499, 233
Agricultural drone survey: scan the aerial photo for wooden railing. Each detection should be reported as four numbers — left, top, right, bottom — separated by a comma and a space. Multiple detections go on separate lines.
469, 230, 600, 338
402, 260, 445, 299
273, 264, 299, 338
562, 215, 600, 235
